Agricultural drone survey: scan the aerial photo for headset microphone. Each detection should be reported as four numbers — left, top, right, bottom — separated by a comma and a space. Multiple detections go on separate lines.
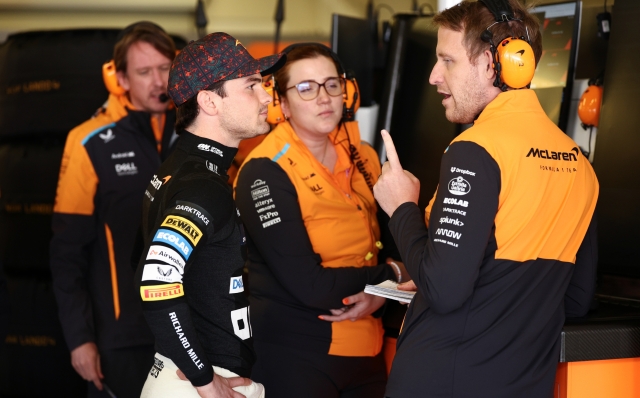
159, 93, 169, 103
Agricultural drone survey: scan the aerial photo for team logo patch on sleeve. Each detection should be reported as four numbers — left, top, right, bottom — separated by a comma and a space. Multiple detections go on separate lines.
161, 215, 202, 245
146, 245, 186, 271
153, 229, 193, 259
229, 276, 244, 294
141, 264, 183, 283
140, 284, 184, 301
448, 177, 471, 196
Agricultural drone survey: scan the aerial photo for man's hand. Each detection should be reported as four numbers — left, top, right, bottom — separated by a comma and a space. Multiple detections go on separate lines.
373, 130, 420, 217
319, 291, 386, 322
176, 369, 250, 398
397, 280, 417, 292
70, 342, 103, 390
397, 280, 417, 305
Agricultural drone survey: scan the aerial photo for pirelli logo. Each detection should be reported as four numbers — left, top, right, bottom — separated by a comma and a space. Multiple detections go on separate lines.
140, 284, 184, 301
161, 216, 202, 245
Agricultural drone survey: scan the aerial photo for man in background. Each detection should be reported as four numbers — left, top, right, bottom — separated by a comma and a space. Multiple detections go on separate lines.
374, 1, 598, 396
50, 21, 177, 397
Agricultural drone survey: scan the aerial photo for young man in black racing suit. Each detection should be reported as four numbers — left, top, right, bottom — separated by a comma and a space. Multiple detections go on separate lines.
135, 32, 285, 398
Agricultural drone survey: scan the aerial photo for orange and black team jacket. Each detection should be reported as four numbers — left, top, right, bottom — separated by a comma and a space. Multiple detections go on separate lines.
385, 90, 599, 398
50, 93, 176, 352
234, 121, 398, 358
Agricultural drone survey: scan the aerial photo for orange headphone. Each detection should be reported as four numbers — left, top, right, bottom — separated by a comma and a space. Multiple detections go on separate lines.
263, 43, 360, 125
479, 0, 536, 91
102, 60, 125, 96
578, 76, 603, 128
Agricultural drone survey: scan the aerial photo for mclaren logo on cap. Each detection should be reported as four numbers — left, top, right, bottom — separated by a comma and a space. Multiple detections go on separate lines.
140, 284, 184, 301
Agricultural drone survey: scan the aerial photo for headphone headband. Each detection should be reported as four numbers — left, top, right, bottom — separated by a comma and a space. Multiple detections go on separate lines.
479, 0, 515, 22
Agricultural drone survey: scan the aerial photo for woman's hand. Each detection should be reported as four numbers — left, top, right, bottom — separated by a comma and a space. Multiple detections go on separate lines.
319, 291, 386, 322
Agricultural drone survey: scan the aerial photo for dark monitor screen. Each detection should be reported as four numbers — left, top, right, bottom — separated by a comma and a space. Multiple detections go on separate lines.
331, 14, 374, 107
530, 2, 581, 129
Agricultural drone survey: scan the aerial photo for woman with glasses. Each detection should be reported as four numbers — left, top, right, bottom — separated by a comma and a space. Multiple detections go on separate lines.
234, 44, 407, 398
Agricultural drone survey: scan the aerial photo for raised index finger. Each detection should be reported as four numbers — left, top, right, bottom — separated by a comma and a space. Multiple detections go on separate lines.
381, 129, 403, 170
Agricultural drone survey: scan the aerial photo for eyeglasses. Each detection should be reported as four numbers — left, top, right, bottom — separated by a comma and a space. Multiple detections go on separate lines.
285, 77, 345, 101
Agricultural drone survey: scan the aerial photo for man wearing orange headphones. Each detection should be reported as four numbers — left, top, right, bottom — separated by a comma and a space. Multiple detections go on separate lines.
374, 1, 599, 397
50, 22, 177, 398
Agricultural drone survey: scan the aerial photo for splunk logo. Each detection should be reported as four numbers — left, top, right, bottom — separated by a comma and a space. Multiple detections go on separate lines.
526, 147, 579, 161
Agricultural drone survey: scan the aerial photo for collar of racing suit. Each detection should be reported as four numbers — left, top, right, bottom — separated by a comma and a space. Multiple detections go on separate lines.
176, 131, 238, 177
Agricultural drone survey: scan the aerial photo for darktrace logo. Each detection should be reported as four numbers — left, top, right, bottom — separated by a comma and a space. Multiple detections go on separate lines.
526, 147, 579, 161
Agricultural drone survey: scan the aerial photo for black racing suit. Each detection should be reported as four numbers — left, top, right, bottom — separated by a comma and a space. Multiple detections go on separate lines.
135, 131, 254, 387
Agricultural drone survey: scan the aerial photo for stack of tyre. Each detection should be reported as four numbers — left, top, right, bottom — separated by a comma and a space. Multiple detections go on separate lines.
0, 29, 120, 397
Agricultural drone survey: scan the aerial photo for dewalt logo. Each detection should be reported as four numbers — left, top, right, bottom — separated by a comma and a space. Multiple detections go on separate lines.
140, 284, 184, 301
161, 216, 202, 246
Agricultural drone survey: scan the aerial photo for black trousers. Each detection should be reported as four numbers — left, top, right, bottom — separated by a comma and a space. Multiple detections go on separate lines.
251, 340, 387, 398
87, 344, 155, 398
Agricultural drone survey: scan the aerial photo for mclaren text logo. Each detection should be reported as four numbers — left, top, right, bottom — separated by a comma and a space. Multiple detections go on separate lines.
448, 177, 471, 196
140, 284, 184, 301
443, 197, 468, 207
150, 175, 162, 190
161, 216, 202, 246
526, 147, 579, 161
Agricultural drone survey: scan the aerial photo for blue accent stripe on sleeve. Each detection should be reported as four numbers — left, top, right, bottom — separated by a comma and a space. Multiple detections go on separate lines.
81, 123, 116, 146
271, 143, 290, 162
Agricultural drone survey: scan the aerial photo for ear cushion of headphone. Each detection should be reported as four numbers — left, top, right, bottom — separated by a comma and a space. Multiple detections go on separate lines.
344, 77, 360, 115
578, 84, 603, 127
102, 60, 126, 96
263, 79, 286, 125
496, 37, 535, 89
